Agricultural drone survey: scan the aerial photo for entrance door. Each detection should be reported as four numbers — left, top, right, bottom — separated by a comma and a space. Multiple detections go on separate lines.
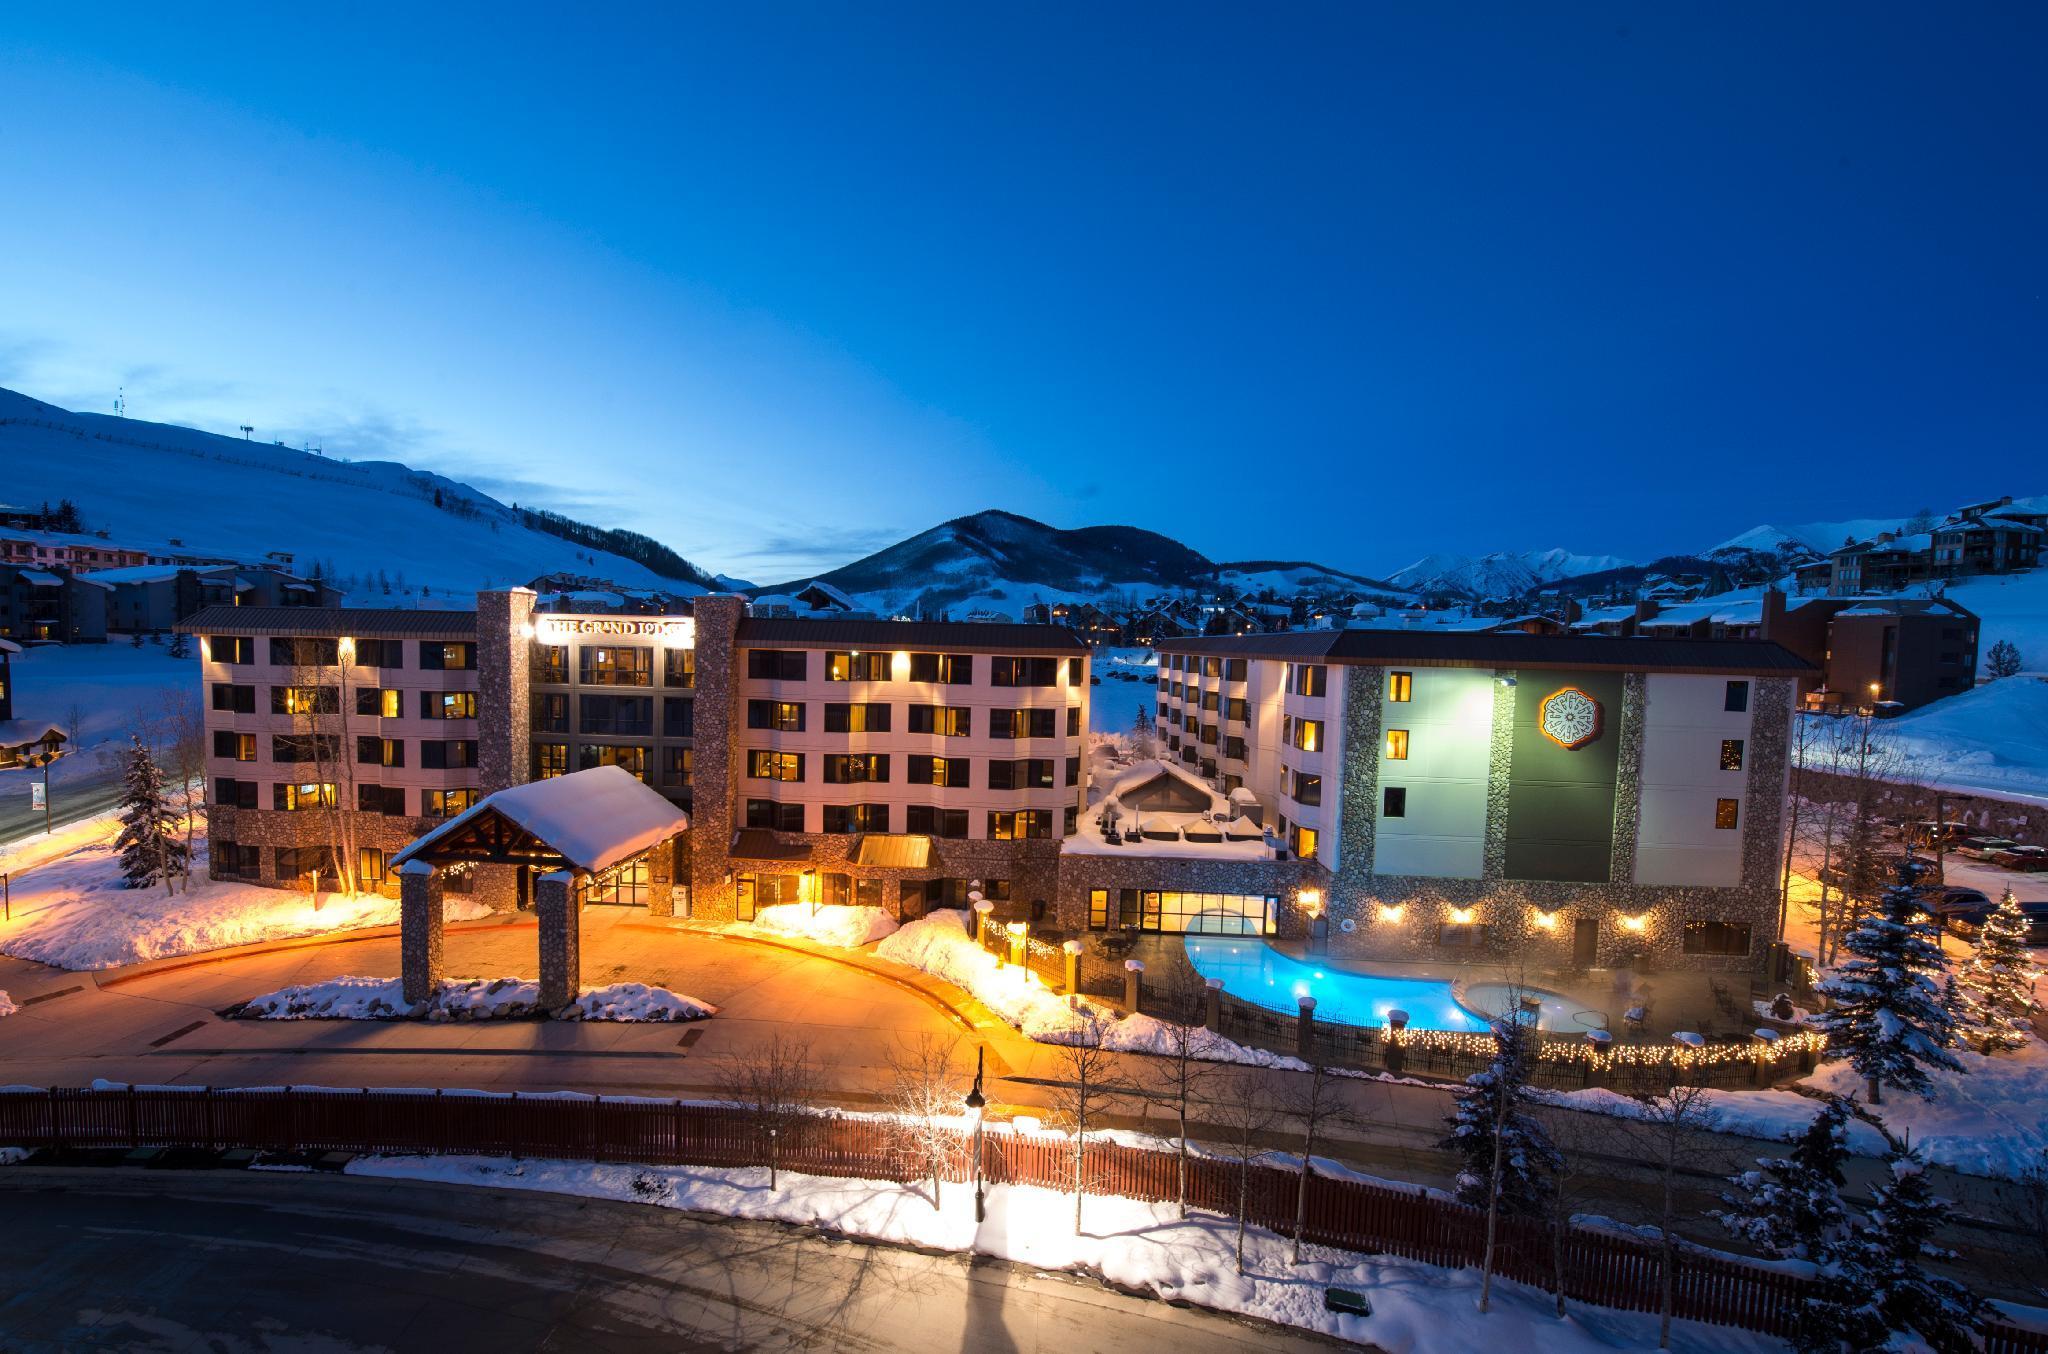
1572, 918, 1599, 967
516, 867, 533, 912
735, 874, 756, 922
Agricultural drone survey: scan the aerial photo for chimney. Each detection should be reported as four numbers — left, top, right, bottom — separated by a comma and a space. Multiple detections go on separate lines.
1633, 596, 1660, 629
1761, 586, 1785, 640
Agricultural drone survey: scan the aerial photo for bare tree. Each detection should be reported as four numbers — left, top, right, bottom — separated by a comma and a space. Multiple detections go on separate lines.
1988, 1147, 2048, 1304
1212, 1066, 1283, 1275
155, 688, 205, 883
1539, 1108, 1636, 1320
1142, 968, 1218, 1218
1047, 1037, 1128, 1235
288, 643, 360, 896
884, 1033, 964, 1208
1627, 1085, 1721, 1349
1283, 1055, 1352, 1264
715, 1034, 820, 1190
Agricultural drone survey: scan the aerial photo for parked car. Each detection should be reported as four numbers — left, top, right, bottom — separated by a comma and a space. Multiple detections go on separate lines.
1992, 846, 2048, 872
1960, 837, 2021, 860
1908, 821, 1975, 849
1933, 894, 2048, 944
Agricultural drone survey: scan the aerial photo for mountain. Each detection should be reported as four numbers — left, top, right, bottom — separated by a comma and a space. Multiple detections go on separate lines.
0, 387, 718, 603
762, 510, 1413, 618
1386, 548, 1636, 599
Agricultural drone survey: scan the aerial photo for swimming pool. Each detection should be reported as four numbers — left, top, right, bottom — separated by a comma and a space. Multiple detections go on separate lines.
1182, 938, 1593, 1033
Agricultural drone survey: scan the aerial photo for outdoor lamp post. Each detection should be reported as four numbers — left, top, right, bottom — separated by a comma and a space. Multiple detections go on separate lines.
964, 1046, 987, 1222
800, 866, 819, 916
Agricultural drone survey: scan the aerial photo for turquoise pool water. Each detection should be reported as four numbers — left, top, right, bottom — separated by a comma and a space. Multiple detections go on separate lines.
1182, 938, 1590, 1032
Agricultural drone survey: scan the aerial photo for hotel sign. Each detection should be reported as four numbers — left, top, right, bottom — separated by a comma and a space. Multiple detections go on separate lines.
537, 616, 696, 647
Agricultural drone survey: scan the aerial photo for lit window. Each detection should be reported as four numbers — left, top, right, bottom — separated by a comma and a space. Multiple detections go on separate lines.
1720, 739, 1745, 771
747, 750, 803, 782
1385, 729, 1409, 760
1715, 798, 1740, 830
1292, 825, 1318, 861
1388, 671, 1412, 702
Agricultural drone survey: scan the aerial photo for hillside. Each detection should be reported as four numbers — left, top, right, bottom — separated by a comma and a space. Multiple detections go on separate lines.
1386, 548, 1635, 599
0, 388, 716, 604
763, 510, 1413, 618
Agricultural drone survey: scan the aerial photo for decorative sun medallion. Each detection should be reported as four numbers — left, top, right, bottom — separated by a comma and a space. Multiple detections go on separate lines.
1538, 686, 1603, 750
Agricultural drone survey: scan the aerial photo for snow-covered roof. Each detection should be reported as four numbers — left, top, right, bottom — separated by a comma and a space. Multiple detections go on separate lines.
392, 765, 688, 875
76, 564, 189, 585
19, 569, 62, 586
0, 637, 20, 655
0, 720, 67, 749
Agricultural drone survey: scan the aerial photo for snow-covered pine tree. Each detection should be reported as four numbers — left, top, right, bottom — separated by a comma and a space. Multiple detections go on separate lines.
114, 736, 188, 892
1956, 888, 2044, 1054
1438, 1013, 1561, 1215
1813, 862, 1963, 1104
1842, 1145, 1984, 1354
166, 630, 190, 659
1715, 1094, 1853, 1260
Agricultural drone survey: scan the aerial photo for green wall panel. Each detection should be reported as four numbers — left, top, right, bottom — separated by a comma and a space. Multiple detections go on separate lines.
1504, 669, 1622, 882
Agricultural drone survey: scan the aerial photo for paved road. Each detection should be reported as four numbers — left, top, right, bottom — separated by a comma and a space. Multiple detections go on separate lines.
0, 1167, 1344, 1353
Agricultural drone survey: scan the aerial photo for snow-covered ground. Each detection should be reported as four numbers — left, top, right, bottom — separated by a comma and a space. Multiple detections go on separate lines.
0, 829, 489, 971
1860, 675, 2048, 805
732, 902, 899, 948
341, 1153, 1781, 1354
0, 991, 16, 1018
1800, 1040, 2048, 1179
240, 975, 716, 1022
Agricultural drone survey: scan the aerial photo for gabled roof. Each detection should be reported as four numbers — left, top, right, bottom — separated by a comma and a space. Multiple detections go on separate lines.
178, 605, 477, 637
392, 766, 687, 875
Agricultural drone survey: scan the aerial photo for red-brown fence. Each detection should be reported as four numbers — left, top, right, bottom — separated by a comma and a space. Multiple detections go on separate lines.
1, 1086, 2034, 1348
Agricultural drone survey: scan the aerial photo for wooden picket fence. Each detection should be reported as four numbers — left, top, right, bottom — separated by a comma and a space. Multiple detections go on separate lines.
1, 1086, 2035, 1349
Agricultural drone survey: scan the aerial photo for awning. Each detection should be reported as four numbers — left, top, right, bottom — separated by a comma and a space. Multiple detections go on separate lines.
728, 829, 814, 862
850, 834, 933, 869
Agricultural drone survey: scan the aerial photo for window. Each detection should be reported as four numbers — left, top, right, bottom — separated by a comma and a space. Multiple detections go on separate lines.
1223, 735, 1247, 760
905, 804, 969, 837
351, 639, 402, 669
1098, 889, 1275, 935
1064, 805, 1078, 836
271, 685, 337, 715
213, 777, 258, 810
747, 699, 806, 732
209, 636, 254, 665
213, 730, 257, 762
274, 846, 338, 888
1067, 706, 1082, 737
990, 708, 1056, 739
425, 788, 478, 818
747, 750, 804, 781
1291, 664, 1327, 697
533, 743, 569, 779
987, 759, 1053, 790
420, 740, 479, 769
356, 736, 404, 767
1683, 920, 1752, 956
989, 809, 1052, 840
1438, 922, 1488, 949
825, 651, 889, 682
1719, 739, 1745, 771
990, 656, 1058, 687
1724, 680, 1750, 713
1385, 729, 1409, 760
1715, 798, 1740, 830
1199, 723, 1218, 746
822, 803, 891, 833
662, 746, 692, 787
1291, 771, 1322, 807
1203, 657, 1222, 679
1224, 658, 1247, 682
211, 682, 256, 713
271, 733, 340, 764
908, 705, 970, 736
578, 744, 648, 780
1289, 718, 1324, 753
534, 692, 568, 733
1066, 755, 1081, 787
532, 645, 568, 683
908, 755, 969, 788
745, 799, 805, 831
1291, 825, 1318, 860
419, 641, 476, 671
358, 784, 406, 816
855, 877, 884, 909
269, 637, 339, 667
747, 649, 808, 681
214, 842, 263, 880
664, 648, 695, 688
824, 753, 890, 784
1383, 786, 1407, 818
1388, 671, 1412, 702
1225, 697, 1248, 723
355, 687, 402, 719
578, 645, 651, 686
579, 693, 653, 736
663, 697, 695, 738
420, 691, 477, 720
273, 781, 336, 811
908, 652, 972, 684
576, 858, 652, 907
824, 702, 892, 733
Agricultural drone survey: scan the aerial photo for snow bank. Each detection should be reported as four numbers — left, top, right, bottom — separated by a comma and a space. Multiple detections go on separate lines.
342, 1154, 1780, 1354
741, 903, 898, 948
1802, 1039, 2048, 1179
0, 991, 16, 1019
239, 975, 714, 1023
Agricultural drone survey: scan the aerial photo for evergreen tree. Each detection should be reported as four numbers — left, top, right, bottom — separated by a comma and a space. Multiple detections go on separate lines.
1843, 1147, 1984, 1354
1985, 639, 2023, 680
114, 736, 187, 891
129, 630, 145, 649
1438, 1013, 1561, 1215
1814, 863, 1963, 1103
1716, 1094, 1853, 1260
166, 630, 191, 659
1956, 888, 2043, 1053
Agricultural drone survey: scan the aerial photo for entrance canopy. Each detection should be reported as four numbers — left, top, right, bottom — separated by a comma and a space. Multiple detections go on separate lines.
392, 765, 687, 874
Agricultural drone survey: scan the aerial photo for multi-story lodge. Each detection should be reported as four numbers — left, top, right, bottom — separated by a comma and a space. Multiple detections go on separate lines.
188, 591, 1089, 917
1113, 631, 1812, 970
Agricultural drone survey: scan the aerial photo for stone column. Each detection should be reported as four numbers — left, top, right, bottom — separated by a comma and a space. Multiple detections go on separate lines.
399, 861, 444, 1006
1062, 940, 1082, 996
685, 594, 746, 921
1203, 977, 1222, 1030
1122, 958, 1145, 1014
648, 842, 676, 919
1296, 995, 1317, 1060
537, 870, 579, 1010
475, 588, 536, 797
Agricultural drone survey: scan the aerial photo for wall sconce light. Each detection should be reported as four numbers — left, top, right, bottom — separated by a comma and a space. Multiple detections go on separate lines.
1448, 906, 1476, 925
1298, 887, 1324, 918
1377, 903, 1405, 923
1532, 909, 1558, 930
1620, 913, 1648, 933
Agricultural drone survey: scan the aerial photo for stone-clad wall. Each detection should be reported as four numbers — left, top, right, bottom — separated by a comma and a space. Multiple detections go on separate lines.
1054, 853, 1318, 935
207, 806, 517, 910
1607, 672, 1647, 884
685, 595, 745, 919
476, 589, 534, 797
1481, 668, 1515, 879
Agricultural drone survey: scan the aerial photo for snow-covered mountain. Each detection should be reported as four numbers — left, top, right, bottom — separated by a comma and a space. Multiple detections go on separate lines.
0, 387, 718, 604
760, 510, 1413, 618
1386, 548, 1636, 599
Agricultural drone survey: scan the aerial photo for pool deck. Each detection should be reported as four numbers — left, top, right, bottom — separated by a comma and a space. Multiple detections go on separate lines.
1137, 935, 1761, 1040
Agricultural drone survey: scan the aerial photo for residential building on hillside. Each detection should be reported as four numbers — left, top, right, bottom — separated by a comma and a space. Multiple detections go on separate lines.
0, 566, 109, 643
0, 533, 149, 573
1102, 631, 1813, 970
94, 564, 341, 634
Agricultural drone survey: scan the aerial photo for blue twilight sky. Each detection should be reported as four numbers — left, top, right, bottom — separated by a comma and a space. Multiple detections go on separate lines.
2, 5, 2043, 584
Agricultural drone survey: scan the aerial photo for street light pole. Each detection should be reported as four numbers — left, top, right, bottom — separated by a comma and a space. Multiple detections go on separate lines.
964, 1046, 987, 1223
